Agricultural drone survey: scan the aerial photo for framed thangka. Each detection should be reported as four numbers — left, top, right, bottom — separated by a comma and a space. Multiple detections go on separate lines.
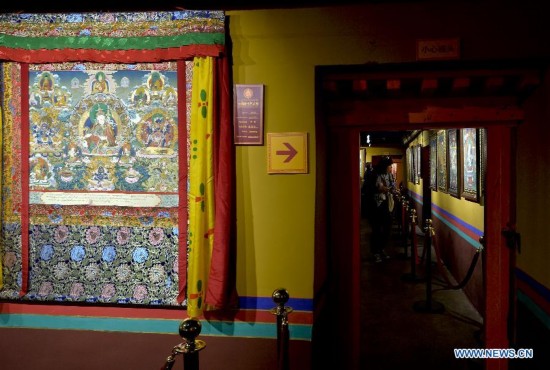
461, 128, 479, 202
479, 128, 487, 200
429, 135, 437, 191
447, 129, 460, 198
24, 63, 185, 305
436, 129, 447, 192
415, 144, 421, 185
407, 147, 414, 182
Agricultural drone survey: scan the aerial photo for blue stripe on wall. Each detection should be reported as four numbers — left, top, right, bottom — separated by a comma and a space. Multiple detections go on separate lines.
431, 203, 483, 237
238, 296, 312, 311
0, 314, 313, 340
431, 207, 482, 249
516, 268, 550, 303
409, 190, 483, 237
408, 190, 482, 249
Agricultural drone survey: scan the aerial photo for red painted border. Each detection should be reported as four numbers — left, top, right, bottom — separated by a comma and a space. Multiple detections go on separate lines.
0, 45, 223, 64
0, 303, 313, 324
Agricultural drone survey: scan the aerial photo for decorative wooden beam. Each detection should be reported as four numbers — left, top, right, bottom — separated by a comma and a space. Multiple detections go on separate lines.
352, 79, 368, 92
484, 76, 505, 94
451, 77, 470, 93
421, 78, 438, 95
386, 79, 401, 95
408, 105, 524, 124
323, 80, 338, 93
517, 72, 541, 93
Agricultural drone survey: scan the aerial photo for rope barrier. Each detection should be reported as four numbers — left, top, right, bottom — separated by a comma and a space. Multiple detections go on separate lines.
431, 228, 483, 291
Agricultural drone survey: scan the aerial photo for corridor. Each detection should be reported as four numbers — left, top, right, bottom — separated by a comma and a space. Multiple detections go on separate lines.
360, 215, 485, 370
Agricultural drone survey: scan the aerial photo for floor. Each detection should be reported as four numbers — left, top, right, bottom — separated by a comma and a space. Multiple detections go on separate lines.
360, 215, 485, 370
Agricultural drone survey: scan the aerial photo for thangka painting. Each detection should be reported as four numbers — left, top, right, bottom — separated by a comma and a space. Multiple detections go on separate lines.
436, 130, 447, 193
460, 128, 479, 202
447, 129, 460, 198
29, 65, 179, 199
1, 62, 189, 305
429, 135, 437, 191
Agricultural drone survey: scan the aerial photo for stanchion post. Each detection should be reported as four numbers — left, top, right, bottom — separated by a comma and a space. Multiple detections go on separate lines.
398, 198, 410, 260
413, 219, 445, 313
180, 318, 206, 370
160, 318, 206, 370
271, 288, 293, 370
401, 208, 424, 283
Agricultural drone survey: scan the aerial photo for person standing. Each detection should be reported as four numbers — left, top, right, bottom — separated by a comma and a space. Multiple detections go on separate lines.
370, 156, 395, 263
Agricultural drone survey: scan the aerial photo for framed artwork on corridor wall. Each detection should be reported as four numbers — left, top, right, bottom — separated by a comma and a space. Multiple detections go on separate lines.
415, 144, 421, 184
411, 145, 418, 184
479, 128, 487, 200
407, 146, 413, 183
429, 135, 437, 191
436, 130, 447, 192
447, 129, 460, 198
460, 128, 479, 202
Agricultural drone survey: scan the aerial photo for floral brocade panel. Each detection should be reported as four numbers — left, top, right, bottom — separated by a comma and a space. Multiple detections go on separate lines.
0, 224, 23, 299
26, 224, 179, 304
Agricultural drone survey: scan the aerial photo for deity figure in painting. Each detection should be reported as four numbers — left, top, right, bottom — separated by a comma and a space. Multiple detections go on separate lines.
83, 103, 118, 153
92, 71, 109, 94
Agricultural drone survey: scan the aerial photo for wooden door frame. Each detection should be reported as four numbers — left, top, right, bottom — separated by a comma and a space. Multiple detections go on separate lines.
313, 62, 532, 369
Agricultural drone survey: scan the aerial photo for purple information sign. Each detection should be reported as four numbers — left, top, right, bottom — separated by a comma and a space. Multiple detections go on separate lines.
233, 84, 264, 145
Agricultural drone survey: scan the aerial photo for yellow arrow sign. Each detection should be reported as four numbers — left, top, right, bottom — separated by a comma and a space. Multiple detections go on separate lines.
267, 132, 308, 174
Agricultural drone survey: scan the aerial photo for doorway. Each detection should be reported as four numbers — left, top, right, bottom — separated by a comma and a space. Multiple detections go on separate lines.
313, 60, 541, 370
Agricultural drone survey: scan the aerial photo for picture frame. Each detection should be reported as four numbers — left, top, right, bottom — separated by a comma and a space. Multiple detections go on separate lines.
407, 146, 413, 183
460, 128, 479, 202
411, 146, 418, 184
436, 129, 447, 192
415, 144, 422, 185
479, 128, 487, 200
429, 135, 437, 191
447, 129, 460, 198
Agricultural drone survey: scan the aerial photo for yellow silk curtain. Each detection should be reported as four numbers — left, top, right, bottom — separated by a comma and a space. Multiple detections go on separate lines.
187, 56, 215, 317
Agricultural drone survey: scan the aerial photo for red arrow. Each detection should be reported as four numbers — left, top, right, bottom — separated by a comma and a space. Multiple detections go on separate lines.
276, 142, 298, 163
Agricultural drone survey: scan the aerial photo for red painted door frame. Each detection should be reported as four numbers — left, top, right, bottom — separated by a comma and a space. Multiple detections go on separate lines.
318, 121, 517, 370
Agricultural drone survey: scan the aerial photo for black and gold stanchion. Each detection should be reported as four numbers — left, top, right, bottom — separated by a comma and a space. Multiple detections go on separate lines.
401, 208, 424, 283
271, 288, 293, 370
161, 317, 206, 370
413, 219, 444, 313
397, 198, 410, 260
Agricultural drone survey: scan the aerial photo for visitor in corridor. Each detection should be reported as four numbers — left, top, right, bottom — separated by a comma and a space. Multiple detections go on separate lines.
371, 156, 395, 263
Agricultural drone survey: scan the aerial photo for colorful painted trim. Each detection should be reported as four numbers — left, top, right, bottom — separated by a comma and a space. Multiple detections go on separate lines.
0, 302, 313, 340
409, 190, 483, 249
516, 268, 550, 330
0, 11, 225, 62
0, 11, 224, 38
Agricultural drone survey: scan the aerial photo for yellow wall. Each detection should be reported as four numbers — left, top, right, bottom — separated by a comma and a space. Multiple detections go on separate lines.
516, 70, 550, 288
227, 3, 550, 299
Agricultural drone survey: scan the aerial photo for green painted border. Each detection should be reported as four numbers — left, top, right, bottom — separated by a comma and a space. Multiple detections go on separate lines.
0, 313, 312, 341
0, 33, 225, 50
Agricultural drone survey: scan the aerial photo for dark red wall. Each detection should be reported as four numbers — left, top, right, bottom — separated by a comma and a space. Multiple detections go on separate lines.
0, 328, 312, 370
